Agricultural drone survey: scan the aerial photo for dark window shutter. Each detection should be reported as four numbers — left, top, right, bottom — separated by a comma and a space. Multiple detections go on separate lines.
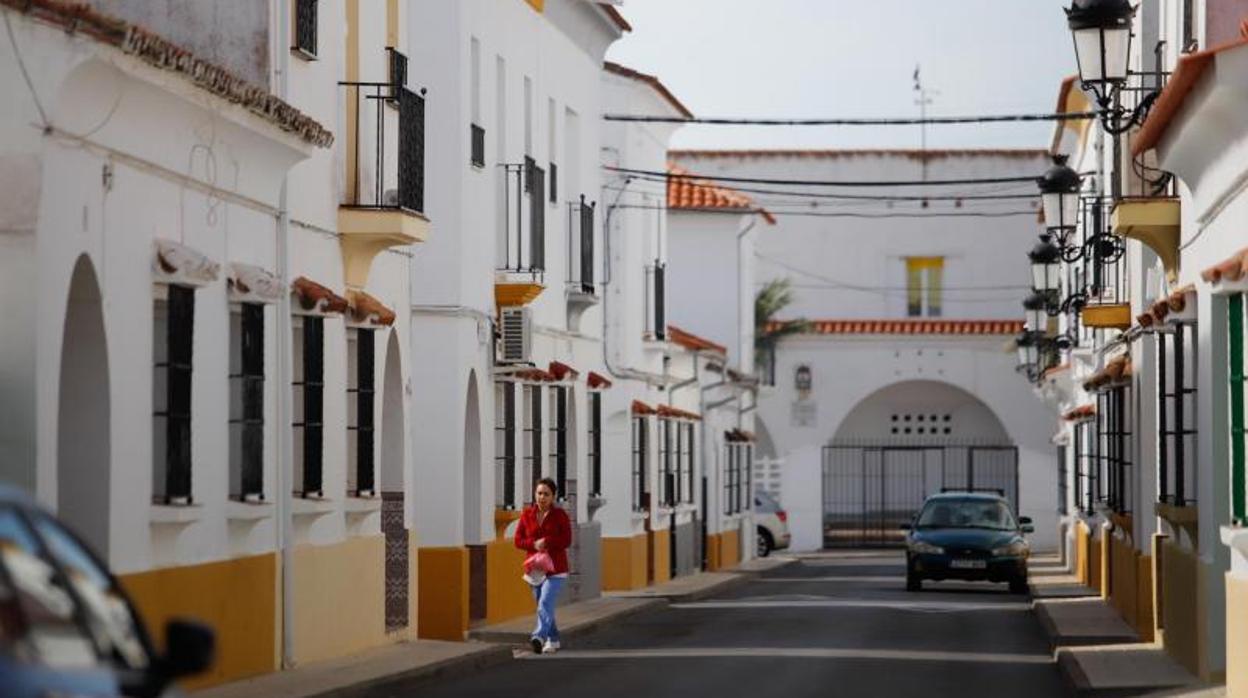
303, 317, 324, 495
399, 88, 425, 213
241, 303, 265, 499
166, 285, 195, 503
357, 329, 376, 495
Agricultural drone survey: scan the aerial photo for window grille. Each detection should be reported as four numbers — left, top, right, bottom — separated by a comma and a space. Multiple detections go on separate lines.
632, 416, 647, 511
1228, 294, 1246, 524
589, 393, 602, 497
523, 384, 542, 501
659, 419, 674, 507
1057, 445, 1069, 515
348, 329, 376, 496
549, 386, 567, 498
398, 88, 425, 213
293, 316, 325, 497
1073, 419, 1097, 513
680, 422, 695, 504
294, 0, 317, 57
1158, 323, 1198, 506
495, 382, 517, 508
1096, 385, 1132, 514
230, 303, 265, 502
153, 285, 195, 504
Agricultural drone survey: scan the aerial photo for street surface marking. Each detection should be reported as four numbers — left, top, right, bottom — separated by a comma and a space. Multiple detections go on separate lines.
519, 647, 1053, 665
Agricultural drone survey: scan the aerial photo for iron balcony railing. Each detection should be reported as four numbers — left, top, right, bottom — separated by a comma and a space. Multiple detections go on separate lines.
498, 159, 545, 279
645, 262, 667, 340
1061, 196, 1125, 312
340, 80, 425, 214
566, 195, 596, 295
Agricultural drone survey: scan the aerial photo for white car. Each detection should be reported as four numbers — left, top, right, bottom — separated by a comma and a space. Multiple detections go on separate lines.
754, 490, 791, 557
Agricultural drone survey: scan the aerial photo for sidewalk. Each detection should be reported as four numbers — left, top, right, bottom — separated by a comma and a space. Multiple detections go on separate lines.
1028, 562, 1210, 696
193, 556, 796, 698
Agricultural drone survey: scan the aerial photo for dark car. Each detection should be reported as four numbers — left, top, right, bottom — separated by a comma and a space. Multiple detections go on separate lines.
0, 485, 214, 697
901, 492, 1034, 594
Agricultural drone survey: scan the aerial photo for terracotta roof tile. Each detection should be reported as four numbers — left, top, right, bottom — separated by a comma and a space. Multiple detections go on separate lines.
1201, 247, 1248, 284
548, 361, 579, 381
603, 61, 691, 118
506, 368, 555, 383
599, 4, 630, 32
767, 319, 1025, 336
1083, 355, 1131, 392
631, 400, 657, 416
667, 163, 776, 224
668, 325, 727, 355
725, 428, 756, 443
1133, 36, 1248, 156
1063, 404, 1097, 421
292, 277, 349, 314
587, 371, 613, 390
1149, 284, 1197, 324
656, 404, 701, 421
4, 0, 332, 147
347, 290, 396, 327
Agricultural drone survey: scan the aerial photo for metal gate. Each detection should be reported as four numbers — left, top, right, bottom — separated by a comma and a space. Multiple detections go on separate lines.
822, 444, 1018, 548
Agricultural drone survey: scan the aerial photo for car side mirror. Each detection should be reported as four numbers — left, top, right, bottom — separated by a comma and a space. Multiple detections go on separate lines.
1021, 524, 1035, 534
161, 619, 215, 680
1018, 516, 1032, 525
899, 523, 912, 531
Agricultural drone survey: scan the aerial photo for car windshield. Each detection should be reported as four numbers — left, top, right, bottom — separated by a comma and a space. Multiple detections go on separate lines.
915, 499, 1016, 531
754, 490, 780, 512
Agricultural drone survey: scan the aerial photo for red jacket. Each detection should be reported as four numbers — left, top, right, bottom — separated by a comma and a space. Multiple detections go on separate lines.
514, 505, 572, 575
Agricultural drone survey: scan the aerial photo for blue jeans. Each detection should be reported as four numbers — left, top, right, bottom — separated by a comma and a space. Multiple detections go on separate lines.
530, 576, 565, 643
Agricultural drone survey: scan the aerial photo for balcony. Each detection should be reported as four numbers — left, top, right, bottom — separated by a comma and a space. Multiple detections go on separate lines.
338, 79, 429, 289
1071, 197, 1131, 330
496, 159, 546, 307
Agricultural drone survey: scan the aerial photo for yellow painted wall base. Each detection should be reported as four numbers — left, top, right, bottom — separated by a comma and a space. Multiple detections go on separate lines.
602, 534, 648, 590
1108, 534, 1139, 635
485, 536, 532, 624
291, 536, 389, 665
706, 533, 723, 571
1161, 540, 1202, 677
720, 529, 741, 569
417, 546, 469, 641
650, 528, 671, 584
1088, 529, 1103, 592
121, 553, 277, 689
1227, 574, 1248, 698
1136, 553, 1155, 642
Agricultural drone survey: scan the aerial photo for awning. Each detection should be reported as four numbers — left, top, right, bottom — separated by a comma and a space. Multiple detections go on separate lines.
347, 290, 396, 327
656, 404, 701, 421
587, 371, 613, 390
227, 263, 282, 304
631, 400, 657, 416
152, 239, 220, 287
548, 361, 579, 382
292, 276, 349, 315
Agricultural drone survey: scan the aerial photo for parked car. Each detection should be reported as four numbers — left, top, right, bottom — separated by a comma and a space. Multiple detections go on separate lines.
754, 490, 791, 557
0, 484, 214, 697
901, 491, 1033, 594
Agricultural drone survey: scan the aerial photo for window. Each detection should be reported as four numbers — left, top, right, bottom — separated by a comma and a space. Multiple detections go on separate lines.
470, 38, 484, 168
153, 285, 194, 505
905, 257, 943, 317
1158, 323, 1198, 506
387, 47, 408, 101
347, 329, 376, 497
523, 76, 532, 158
724, 443, 738, 515
631, 416, 647, 511
659, 419, 674, 507
1073, 418, 1097, 513
495, 382, 517, 508
1057, 445, 1069, 516
680, 422, 695, 504
588, 392, 602, 496
548, 386, 567, 499
1227, 294, 1245, 524
292, 316, 325, 497
548, 97, 557, 204
1097, 385, 1132, 514
229, 303, 265, 502
1181, 0, 1197, 52
523, 384, 542, 501
648, 263, 667, 339
293, 0, 318, 58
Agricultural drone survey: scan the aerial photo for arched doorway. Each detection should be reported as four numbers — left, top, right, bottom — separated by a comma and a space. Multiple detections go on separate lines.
823, 380, 1015, 547
380, 330, 408, 633
57, 255, 111, 559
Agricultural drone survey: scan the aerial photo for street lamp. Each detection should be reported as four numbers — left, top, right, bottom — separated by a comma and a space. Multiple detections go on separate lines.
1028, 233, 1062, 297
1064, 0, 1159, 134
1023, 292, 1051, 334
1038, 156, 1081, 241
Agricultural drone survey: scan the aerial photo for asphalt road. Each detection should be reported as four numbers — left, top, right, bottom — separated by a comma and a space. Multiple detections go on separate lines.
362, 551, 1071, 698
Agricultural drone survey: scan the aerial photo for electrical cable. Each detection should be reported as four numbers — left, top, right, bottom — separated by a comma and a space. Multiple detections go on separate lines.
606, 165, 1053, 188
613, 203, 1039, 219
603, 112, 1099, 126
604, 181, 1039, 204
4, 10, 51, 129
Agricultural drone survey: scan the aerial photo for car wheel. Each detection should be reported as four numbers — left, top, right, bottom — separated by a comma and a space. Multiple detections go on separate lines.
1009, 577, 1028, 595
756, 528, 773, 558
906, 570, 922, 592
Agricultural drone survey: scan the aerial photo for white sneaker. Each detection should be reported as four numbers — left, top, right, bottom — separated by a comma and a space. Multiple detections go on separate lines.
543, 639, 560, 654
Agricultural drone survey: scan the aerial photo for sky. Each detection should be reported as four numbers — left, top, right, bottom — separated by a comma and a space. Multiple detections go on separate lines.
604, 0, 1078, 151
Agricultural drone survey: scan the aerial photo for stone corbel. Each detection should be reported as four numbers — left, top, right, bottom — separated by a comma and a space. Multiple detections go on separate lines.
1111, 197, 1181, 283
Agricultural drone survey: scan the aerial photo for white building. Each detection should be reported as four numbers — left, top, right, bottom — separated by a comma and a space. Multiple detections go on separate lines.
0, 0, 424, 686
404, 0, 628, 638
669, 149, 1060, 554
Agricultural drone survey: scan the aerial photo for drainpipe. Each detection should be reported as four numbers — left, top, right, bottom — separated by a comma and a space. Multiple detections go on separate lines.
275, 0, 295, 669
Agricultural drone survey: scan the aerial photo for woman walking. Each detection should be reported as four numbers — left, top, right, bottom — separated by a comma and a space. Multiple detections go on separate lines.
515, 477, 572, 654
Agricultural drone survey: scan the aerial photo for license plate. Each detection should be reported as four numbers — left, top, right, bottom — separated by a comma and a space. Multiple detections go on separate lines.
950, 559, 987, 569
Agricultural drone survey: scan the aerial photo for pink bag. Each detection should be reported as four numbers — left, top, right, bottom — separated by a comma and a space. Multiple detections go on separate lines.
522, 551, 554, 585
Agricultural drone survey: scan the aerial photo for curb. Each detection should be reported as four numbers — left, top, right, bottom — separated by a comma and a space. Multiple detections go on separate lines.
317, 643, 515, 698
468, 598, 666, 645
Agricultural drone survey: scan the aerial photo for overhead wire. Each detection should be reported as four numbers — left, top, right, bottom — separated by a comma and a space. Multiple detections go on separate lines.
612, 203, 1039, 219
606, 165, 1054, 188
603, 112, 1099, 126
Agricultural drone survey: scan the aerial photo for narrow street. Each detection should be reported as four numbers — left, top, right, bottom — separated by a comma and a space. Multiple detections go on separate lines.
363, 552, 1070, 698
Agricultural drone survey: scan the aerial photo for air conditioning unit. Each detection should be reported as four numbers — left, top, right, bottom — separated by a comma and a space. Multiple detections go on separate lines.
499, 307, 532, 363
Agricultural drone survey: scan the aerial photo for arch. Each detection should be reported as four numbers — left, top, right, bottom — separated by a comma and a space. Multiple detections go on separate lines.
462, 370, 482, 543
380, 329, 405, 493
57, 255, 110, 559
832, 379, 1010, 445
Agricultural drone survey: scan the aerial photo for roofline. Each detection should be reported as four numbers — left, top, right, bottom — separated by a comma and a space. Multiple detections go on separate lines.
598, 3, 631, 32
1133, 36, 1248, 156
603, 60, 693, 119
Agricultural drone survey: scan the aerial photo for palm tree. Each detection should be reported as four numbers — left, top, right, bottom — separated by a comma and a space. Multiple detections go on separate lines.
755, 278, 810, 383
